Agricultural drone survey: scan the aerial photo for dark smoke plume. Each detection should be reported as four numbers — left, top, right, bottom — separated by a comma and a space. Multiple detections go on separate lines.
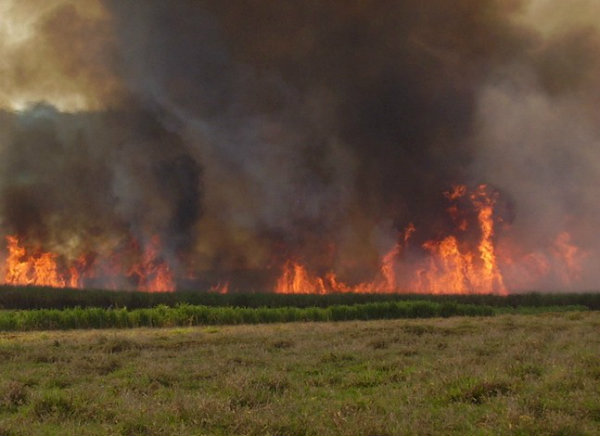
0, 0, 599, 291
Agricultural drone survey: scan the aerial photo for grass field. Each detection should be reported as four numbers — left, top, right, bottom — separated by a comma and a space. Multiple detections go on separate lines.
0, 311, 598, 435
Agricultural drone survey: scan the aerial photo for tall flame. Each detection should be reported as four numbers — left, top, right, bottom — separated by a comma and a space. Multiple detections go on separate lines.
274, 184, 509, 295
411, 184, 506, 294
552, 231, 587, 285
128, 236, 175, 293
4, 236, 66, 287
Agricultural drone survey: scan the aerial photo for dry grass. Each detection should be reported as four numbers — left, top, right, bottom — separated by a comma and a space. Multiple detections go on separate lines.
0, 312, 598, 435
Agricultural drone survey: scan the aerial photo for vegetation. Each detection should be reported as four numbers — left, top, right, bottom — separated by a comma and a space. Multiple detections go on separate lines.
0, 301, 499, 332
0, 285, 599, 310
0, 312, 597, 435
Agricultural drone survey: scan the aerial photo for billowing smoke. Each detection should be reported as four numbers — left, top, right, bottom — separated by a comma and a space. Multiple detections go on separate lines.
0, 0, 598, 292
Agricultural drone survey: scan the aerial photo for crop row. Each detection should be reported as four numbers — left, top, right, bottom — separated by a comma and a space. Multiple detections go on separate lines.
0, 301, 497, 331
0, 286, 599, 310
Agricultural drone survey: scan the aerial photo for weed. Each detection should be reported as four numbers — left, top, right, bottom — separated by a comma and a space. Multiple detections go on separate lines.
402, 324, 434, 336
32, 390, 74, 419
449, 380, 511, 404
119, 420, 150, 436
102, 338, 138, 353
320, 352, 356, 364
369, 338, 388, 349
2, 381, 28, 408
271, 340, 295, 349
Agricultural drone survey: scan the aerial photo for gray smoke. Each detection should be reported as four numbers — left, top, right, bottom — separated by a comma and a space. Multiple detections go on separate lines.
0, 0, 598, 291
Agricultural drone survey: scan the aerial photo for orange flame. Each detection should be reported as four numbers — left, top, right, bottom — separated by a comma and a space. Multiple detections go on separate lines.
275, 261, 327, 294
210, 281, 230, 294
0, 185, 588, 295
413, 185, 506, 294
274, 185, 509, 295
274, 243, 401, 295
1, 234, 176, 292
552, 231, 587, 285
128, 236, 175, 293
4, 236, 66, 287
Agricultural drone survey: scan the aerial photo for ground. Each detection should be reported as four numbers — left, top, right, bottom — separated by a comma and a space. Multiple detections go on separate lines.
0, 312, 599, 435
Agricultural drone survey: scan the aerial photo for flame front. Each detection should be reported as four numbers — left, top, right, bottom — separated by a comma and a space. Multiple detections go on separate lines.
1, 235, 175, 292
0, 185, 588, 295
272, 184, 568, 295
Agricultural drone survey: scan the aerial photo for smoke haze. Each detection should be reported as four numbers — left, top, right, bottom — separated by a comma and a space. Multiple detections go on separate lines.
0, 0, 598, 291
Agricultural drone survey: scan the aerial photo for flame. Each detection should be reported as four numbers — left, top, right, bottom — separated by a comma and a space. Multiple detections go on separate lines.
0, 186, 588, 295
275, 261, 327, 294
444, 184, 467, 201
413, 236, 476, 294
413, 185, 506, 294
552, 231, 587, 285
471, 186, 506, 293
209, 282, 229, 294
274, 184, 508, 295
127, 236, 175, 293
274, 244, 401, 295
1, 234, 176, 292
4, 235, 66, 287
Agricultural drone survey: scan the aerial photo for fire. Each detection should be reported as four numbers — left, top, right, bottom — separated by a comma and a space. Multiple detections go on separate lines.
1, 234, 176, 292
274, 184, 509, 295
4, 236, 66, 287
411, 185, 506, 294
128, 236, 175, 293
275, 261, 328, 294
552, 231, 587, 285
209, 282, 229, 294
274, 247, 401, 295
0, 186, 588, 295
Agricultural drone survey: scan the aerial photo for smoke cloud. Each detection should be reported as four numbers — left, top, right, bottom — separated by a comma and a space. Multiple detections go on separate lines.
0, 0, 598, 291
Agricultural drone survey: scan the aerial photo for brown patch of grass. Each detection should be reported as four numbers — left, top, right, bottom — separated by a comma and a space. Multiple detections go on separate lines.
2, 381, 28, 408
449, 380, 512, 404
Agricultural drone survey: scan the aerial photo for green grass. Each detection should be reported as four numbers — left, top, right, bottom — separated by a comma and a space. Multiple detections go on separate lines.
0, 312, 598, 435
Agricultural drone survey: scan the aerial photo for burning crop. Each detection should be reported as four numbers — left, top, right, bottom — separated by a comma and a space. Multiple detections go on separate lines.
0, 0, 598, 294
2, 235, 174, 292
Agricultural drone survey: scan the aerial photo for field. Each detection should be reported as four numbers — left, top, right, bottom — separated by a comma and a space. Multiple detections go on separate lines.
0, 311, 599, 435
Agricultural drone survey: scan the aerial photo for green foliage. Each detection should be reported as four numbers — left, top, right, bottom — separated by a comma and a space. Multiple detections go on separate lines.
0, 286, 592, 332
0, 300, 498, 332
0, 285, 599, 311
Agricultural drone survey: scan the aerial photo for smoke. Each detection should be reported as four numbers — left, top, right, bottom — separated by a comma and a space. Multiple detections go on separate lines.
0, 0, 598, 291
